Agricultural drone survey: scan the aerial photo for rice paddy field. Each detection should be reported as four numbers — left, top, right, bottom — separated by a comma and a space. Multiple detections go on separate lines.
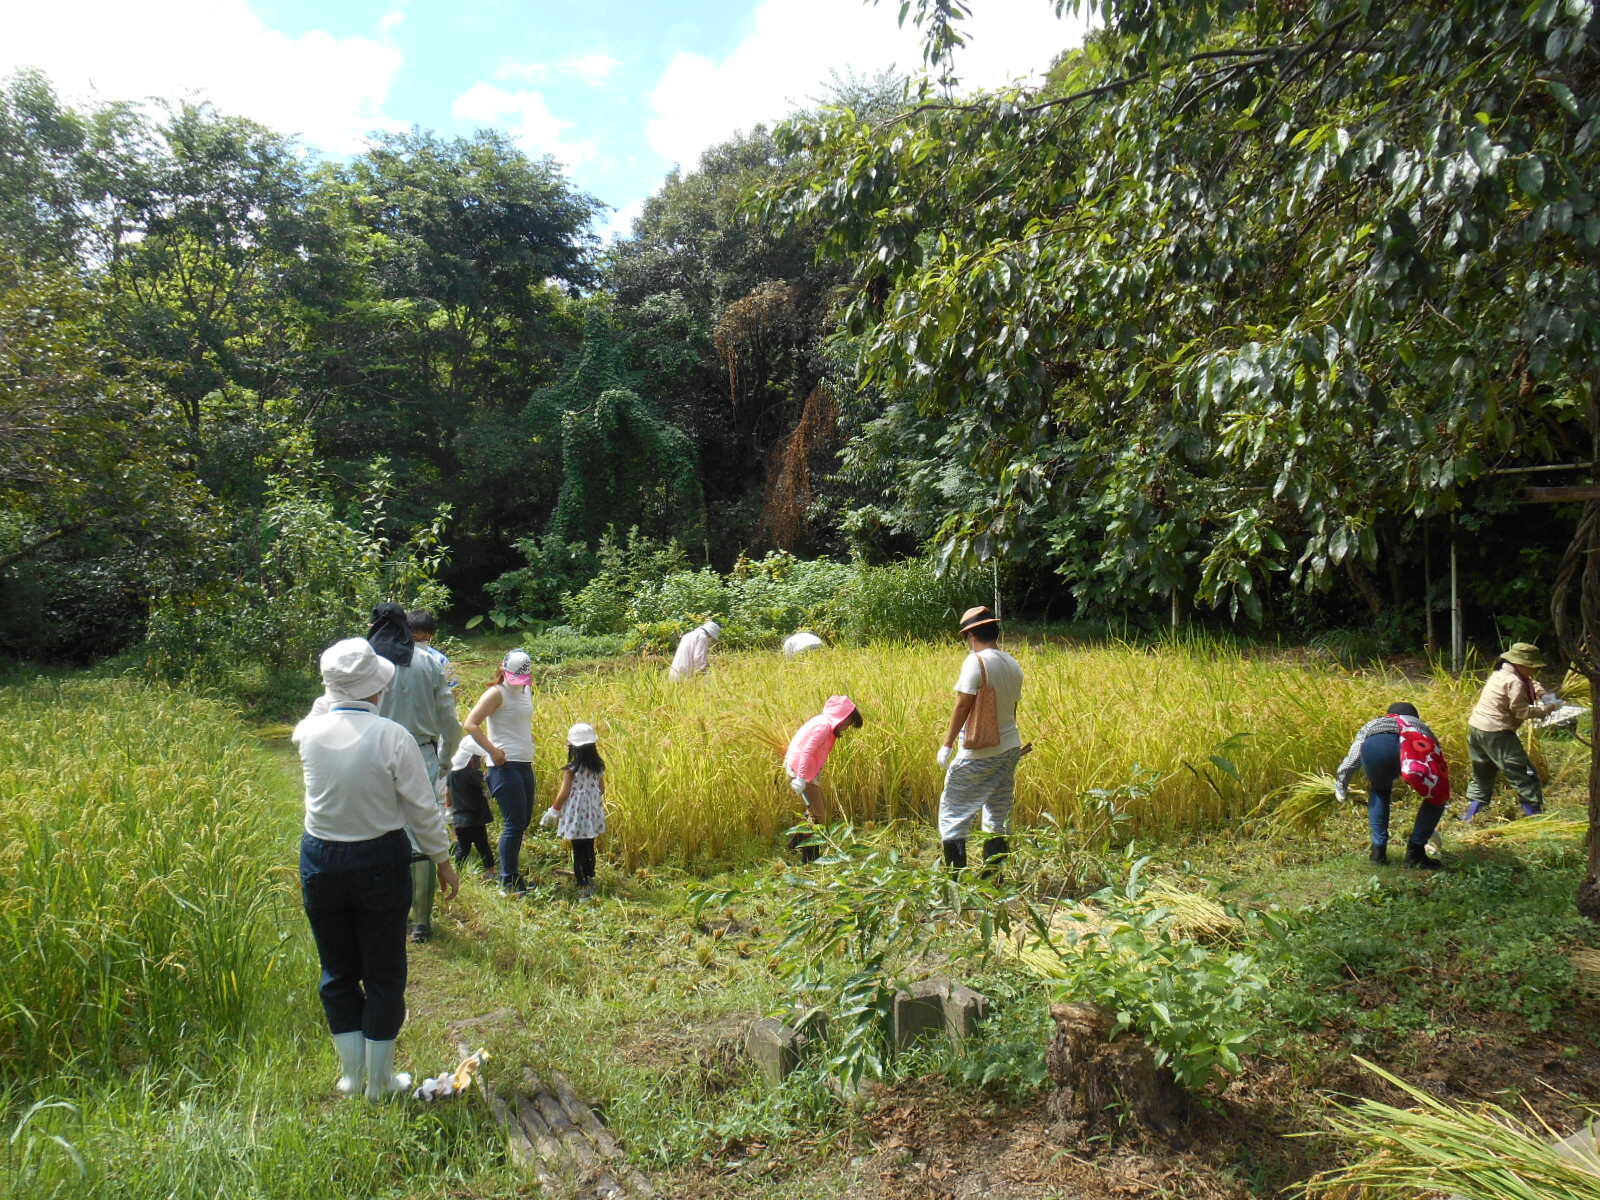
3, 639, 1597, 1200
518, 638, 1498, 867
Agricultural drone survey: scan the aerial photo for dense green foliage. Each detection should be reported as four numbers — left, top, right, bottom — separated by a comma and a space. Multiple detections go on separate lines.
768, 0, 1596, 627
6, 0, 1597, 684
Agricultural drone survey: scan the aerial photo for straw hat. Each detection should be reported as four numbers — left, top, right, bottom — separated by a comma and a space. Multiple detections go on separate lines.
958, 605, 1000, 635
1500, 642, 1546, 668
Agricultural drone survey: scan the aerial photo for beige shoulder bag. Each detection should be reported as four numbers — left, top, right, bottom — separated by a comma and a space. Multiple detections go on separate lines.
962, 651, 1001, 750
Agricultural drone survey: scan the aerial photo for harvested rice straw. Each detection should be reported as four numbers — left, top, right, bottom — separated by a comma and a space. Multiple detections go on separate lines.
1248, 771, 1345, 834
1571, 949, 1600, 991
1455, 815, 1585, 846
1141, 883, 1242, 941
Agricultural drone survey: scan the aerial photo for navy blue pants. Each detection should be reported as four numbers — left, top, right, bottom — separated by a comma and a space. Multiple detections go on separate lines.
300, 829, 412, 1040
489, 762, 534, 888
1360, 732, 1444, 849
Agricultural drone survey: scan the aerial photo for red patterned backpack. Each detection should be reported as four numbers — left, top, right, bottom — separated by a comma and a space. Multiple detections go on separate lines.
1396, 716, 1450, 806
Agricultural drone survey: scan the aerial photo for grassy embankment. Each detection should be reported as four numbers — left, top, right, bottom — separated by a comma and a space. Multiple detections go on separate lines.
3, 643, 1596, 1199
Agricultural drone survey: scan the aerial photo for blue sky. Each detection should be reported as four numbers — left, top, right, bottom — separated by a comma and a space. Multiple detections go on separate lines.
5, 0, 1087, 239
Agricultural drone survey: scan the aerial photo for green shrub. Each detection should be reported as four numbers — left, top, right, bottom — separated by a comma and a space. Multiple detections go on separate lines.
481, 534, 599, 628
144, 458, 450, 714
1020, 860, 1269, 1092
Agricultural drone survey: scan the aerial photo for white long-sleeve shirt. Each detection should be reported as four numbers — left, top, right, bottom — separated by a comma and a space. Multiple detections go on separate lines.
293, 700, 452, 862
668, 626, 713, 681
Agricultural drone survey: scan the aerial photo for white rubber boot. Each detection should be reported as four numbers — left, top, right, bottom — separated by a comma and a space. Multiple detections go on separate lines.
363, 1038, 412, 1101
332, 1031, 366, 1098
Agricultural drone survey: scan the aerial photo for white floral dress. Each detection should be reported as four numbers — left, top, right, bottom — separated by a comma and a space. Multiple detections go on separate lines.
556, 767, 606, 839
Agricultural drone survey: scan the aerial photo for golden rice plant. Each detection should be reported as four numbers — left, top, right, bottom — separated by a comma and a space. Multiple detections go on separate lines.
0, 679, 310, 1082
515, 638, 1478, 868
1251, 771, 1347, 834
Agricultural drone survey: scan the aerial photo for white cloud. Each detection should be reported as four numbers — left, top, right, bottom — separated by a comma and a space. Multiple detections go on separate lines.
495, 52, 622, 88
561, 53, 622, 86
1, 0, 406, 156
646, 0, 1086, 169
600, 197, 646, 242
452, 81, 598, 168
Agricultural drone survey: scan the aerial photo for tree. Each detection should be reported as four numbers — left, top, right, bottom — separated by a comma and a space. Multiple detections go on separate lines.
767, 0, 1600, 902
0, 266, 215, 656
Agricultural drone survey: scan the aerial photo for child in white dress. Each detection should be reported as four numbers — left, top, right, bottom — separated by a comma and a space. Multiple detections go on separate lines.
552, 722, 606, 898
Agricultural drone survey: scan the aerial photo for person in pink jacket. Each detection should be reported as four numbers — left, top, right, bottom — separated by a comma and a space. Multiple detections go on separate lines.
783, 695, 863, 862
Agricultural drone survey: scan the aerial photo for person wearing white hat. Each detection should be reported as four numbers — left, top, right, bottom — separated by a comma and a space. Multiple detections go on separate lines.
464, 649, 537, 895
550, 722, 606, 898
782, 630, 825, 657
292, 638, 459, 1101
668, 620, 721, 681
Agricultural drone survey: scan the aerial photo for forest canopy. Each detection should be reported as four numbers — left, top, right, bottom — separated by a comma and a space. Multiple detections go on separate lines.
2, 0, 1596, 677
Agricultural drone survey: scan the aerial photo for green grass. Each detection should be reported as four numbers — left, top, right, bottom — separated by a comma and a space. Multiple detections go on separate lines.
2, 652, 1596, 1200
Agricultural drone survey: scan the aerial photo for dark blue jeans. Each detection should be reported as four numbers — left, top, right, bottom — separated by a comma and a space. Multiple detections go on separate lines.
1360, 732, 1401, 846
489, 761, 534, 887
300, 829, 412, 1040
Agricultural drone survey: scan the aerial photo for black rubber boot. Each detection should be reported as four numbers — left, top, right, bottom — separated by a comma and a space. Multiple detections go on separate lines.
981, 835, 1009, 879
942, 838, 968, 870
800, 841, 821, 864
1369, 842, 1388, 865
1404, 842, 1443, 870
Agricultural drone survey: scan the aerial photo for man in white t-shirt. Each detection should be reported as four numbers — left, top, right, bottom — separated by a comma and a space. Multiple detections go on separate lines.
935, 605, 1024, 874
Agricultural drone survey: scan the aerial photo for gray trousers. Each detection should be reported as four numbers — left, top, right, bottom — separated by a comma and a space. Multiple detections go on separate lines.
937, 747, 1022, 841
1465, 727, 1544, 810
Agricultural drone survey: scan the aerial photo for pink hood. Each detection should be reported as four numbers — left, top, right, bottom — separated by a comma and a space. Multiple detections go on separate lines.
784, 695, 858, 784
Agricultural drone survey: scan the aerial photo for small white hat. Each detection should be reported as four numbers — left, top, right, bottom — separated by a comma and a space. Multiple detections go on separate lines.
702, 620, 722, 640
567, 722, 598, 746
320, 637, 395, 701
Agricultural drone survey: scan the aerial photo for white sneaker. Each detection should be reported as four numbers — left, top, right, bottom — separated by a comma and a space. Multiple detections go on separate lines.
332, 1031, 365, 1098
364, 1039, 413, 1101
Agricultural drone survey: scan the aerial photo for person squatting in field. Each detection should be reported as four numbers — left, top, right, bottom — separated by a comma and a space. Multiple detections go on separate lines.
1335, 702, 1448, 869
668, 619, 720, 681
548, 722, 608, 898
464, 648, 537, 896
294, 638, 459, 1101
936, 606, 1026, 876
1463, 642, 1561, 821
783, 694, 863, 862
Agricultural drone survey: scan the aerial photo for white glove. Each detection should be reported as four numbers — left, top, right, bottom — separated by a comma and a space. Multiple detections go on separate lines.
937, 745, 953, 768
539, 806, 559, 829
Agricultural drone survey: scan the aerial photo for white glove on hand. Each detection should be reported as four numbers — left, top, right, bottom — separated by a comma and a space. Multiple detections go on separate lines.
936, 745, 953, 768
539, 806, 559, 829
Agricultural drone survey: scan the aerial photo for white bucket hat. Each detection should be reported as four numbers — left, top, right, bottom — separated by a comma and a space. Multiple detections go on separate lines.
320, 637, 395, 701
702, 620, 722, 640
567, 722, 598, 746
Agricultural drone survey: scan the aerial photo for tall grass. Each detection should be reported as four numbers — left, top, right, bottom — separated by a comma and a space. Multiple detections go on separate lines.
0, 678, 510, 1199
530, 636, 1482, 867
0, 679, 305, 1083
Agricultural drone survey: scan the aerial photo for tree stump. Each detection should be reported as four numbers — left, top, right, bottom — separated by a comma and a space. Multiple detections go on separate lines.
1045, 1002, 1187, 1134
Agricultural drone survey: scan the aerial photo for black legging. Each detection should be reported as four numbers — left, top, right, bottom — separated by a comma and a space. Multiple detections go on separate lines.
452, 825, 494, 871
570, 838, 596, 886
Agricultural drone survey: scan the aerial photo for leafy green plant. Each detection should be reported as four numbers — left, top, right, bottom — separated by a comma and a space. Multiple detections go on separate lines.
1020, 859, 1269, 1092
695, 827, 1015, 1087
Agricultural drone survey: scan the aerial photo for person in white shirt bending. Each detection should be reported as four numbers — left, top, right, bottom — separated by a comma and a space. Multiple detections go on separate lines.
668, 620, 721, 681
935, 606, 1025, 875
293, 638, 459, 1102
